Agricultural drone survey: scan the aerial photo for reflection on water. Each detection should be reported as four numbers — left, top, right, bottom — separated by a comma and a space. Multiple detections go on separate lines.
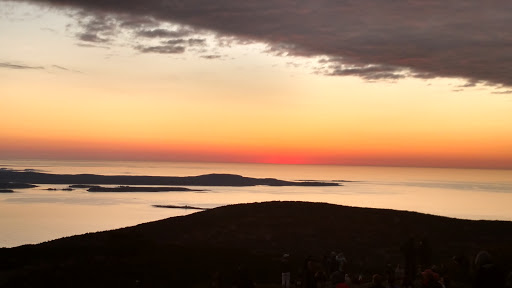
1, 160, 511, 247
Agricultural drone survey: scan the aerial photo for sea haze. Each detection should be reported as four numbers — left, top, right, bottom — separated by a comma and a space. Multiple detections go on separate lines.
1, 160, 511, 248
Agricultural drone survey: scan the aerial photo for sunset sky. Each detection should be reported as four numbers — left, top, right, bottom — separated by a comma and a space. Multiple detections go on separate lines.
1, 0, 512, 169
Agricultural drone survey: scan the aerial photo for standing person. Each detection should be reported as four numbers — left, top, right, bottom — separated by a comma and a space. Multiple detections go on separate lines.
418, 236, 432, 271
281, 254, 291, 288
401, 236, 417, 288
420, 269, 443, 288
233, 265, 255, 288
336, 252, 347, 272
369, 274, 386, 288
473, 251, 506, 288
303, 257, 316, 288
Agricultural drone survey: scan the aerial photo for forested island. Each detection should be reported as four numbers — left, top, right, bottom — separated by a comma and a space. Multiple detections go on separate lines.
0, 169, 339, 187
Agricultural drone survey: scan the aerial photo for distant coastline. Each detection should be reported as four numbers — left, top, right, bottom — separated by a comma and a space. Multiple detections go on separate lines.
0, 169, 339, 187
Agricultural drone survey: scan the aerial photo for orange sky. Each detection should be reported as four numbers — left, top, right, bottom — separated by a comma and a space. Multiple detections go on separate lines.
1, 2, 512, 169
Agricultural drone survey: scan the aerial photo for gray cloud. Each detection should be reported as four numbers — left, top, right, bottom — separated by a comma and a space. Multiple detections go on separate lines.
163, 38, 205, 46
72, 13, 118, 43
492, 90, 512, 95
0, 62, 83, 73
326, 63, 406, 81
0, 62, 44, 70
135, 44, 185, 54
51, 64, 82, 73
187, 38, 205, 46
76, 42, 110, 49
137, 27, 193, 38
52, 64, 69, 71
200, 54, 222, 60
11, 0, 512, 86
77, 32, 108, 43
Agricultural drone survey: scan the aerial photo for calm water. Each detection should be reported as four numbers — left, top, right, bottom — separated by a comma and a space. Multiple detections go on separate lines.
1, 159, 512, 248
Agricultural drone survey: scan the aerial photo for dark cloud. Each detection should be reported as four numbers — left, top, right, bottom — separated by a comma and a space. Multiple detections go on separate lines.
164, 38, 185, 45
119, 16, 157, 29
163, 38, 205, 46
0, 62, 44, 70
1, 62, 81, 73
51, 64, 82, 73
492, 90, 512, 95
52, 64, 69, 70
14, 0, 512, 86
187, 38, 205, 46
458, 80, 480, 88
324, 62, 406, 81
135, 44, 185, 54
134, 37, 205, 54
200, 54, 222, 59
72, 13, 118, 43
76, 42, 110, 49
77, 32, 108, 43
137, 27, 193, 38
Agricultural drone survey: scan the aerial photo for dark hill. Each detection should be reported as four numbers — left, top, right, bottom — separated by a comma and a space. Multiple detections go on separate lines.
1, 201, 511, 287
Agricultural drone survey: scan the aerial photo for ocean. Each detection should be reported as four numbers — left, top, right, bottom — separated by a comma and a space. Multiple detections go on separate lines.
1, 159, 511, 248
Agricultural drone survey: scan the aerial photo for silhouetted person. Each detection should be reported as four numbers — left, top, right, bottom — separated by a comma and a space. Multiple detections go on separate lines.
401, 236, 417, 287
394, 264, 405, 286
281, 254, 291, 288
505, 271, 512, 288
233, 265, 254, 288
450, 255, 469, 284
421, 269, 443, 288
314, 269, 327, 288
473, 251, 505, 288
303, 257, 316, 288
385, 263, 398, 288
419, 236, 432, 270
330, 269, 345, 287
332, 271, 349, 288
327, 251, 338, 276
369, 274, 386, 288
336, 252, 347, 272
210, 271, 222, 288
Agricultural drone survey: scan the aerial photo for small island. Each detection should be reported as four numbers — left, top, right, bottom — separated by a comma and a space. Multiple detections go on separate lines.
85, 185, 205, 192
45, 187, 74, 191
0, 182, 38, 189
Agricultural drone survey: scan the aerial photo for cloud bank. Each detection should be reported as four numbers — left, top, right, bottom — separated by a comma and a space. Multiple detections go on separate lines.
9, 0, 512, 87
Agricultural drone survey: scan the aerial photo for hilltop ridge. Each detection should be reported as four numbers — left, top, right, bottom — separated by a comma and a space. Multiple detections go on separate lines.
1, 201, 511, 287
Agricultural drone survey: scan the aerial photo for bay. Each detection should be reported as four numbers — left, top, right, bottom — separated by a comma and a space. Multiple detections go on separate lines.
1, 159, 511, 248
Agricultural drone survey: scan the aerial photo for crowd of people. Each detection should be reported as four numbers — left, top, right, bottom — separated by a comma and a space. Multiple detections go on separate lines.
273, 238, 512, 288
